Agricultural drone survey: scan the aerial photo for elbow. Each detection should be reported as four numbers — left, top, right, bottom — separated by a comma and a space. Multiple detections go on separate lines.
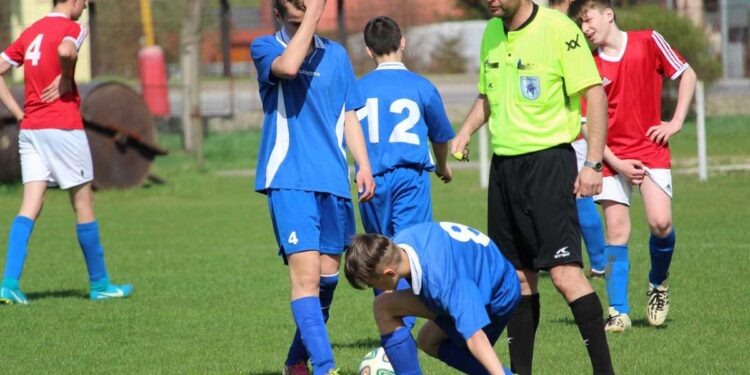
274, 64, 299, 80
58, 44, 78, 61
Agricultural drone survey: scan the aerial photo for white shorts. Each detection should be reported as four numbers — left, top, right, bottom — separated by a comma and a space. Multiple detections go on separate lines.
571, 138, 587, 171
594, 167, 673, 205
19, 129, 94, 190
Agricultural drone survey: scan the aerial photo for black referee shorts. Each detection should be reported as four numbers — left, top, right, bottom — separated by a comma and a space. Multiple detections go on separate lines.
487, 144, 583, 271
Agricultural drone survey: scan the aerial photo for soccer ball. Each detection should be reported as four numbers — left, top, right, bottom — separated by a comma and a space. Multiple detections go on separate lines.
358, 347, 395, 375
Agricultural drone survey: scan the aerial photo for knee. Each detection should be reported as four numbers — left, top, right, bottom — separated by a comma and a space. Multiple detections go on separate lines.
606, 222, 630, 244
648, 217, 672, 237
416, 328, 441, 357
549, 265, 589, 298
373, 293, 398, 328
291, 272, 320, 296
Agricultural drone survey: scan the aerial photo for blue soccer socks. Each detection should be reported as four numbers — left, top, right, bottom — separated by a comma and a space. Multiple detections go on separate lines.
576, 197, 606, 271
319, 273, 339, 322
76, 221, 109, 283
291, 297, 335, 375
381, 327, 422, 375
649, 229, 675, 286
605, 245, 630, 314
286, 274, 340, 366
3, 216, 35, 282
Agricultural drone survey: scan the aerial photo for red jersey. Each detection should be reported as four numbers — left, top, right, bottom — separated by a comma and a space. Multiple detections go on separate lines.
1, 13, 87, 130
586, 30, 688, 176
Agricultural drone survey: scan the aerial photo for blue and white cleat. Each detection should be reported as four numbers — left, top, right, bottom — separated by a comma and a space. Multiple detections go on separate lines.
0, 286, 30, 305
90, 280, 133, 301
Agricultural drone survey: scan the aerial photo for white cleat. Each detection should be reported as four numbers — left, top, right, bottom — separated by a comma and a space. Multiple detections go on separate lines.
647, 282, 670, 326
604, 307, 631, 333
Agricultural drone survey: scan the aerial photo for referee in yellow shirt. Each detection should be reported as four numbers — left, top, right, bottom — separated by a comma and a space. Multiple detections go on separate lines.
451, 1, 614, 374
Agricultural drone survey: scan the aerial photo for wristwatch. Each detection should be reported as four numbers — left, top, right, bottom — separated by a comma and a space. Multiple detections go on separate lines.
584, 160, 604, 172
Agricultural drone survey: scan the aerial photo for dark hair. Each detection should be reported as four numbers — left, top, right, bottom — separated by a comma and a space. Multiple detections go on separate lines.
344, 234, 400, 290
568, 0, 615, 24
53, 0, 69, 5
274, 0, 306, 18
363, 16, 402, 57
548, 0, 567, 5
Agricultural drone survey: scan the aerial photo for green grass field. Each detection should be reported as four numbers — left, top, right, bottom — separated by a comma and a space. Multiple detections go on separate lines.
0, 116, 748, 374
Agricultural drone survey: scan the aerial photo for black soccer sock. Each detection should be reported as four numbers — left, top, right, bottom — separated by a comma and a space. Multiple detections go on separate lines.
507, 294, 539, 375
569, 292, 615, 375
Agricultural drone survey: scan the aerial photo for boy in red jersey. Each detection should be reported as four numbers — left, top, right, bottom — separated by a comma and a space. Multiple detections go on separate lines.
569, 0, 697, 332
0, 0, 132, 305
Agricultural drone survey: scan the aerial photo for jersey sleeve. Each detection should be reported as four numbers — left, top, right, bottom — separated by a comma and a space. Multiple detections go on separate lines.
63, 23, 88, 51
650, 31, 689, 80
557, 22, 601, 95
441, 279, 491, 340
477, 25, 491, 96
341, 49, 365, 112
250, 37, 282, 86
2, 37, 25, 67
424, 85, 455, 143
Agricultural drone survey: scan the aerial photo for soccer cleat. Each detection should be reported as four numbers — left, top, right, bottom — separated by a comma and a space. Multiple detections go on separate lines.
90, 281, 133, 301
647, 282, 670, 326
0, 286, 29, 305
588, 268, 605, 279
604, 307, 631, 333
282, 361, 310, 375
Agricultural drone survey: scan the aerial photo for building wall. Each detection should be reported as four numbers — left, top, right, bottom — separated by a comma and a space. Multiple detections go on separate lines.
260, 0, 465, 33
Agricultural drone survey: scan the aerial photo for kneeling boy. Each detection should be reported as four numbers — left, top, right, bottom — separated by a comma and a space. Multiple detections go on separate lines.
345, 222, 520, 375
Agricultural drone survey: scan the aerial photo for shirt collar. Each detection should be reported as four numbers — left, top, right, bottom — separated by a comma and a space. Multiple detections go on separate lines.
276, 27, 326, 49
376, 62, 408, 71
399, 243, 422, 295
504, 2, 538, 34
48, 12, 70, 19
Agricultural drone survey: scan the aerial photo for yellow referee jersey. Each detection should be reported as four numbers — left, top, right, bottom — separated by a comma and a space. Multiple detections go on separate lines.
479, 5, 601, 156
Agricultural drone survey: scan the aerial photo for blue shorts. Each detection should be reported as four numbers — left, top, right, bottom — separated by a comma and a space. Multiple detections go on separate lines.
359, 167, 432, 237
267, 189, 355, 263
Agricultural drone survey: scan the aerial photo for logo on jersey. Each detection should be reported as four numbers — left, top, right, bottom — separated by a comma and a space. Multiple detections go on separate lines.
298, 69, 320, 77
566, 34, 581, 51
554, 246, 571, 259
602, 77, 612, 87
520, 76, 541, 100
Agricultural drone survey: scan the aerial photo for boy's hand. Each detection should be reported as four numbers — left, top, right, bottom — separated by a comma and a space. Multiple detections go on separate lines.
303, 0, 327, 18
435, 164, 452, 183
613, 159, 645, 185
356, 168, 375, 202
646, 121, 682, 146
40, 75, 72, 103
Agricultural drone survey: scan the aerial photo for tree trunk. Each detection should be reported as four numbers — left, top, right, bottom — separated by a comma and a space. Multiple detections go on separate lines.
180, 0, 205, 160
337, 0, 347, 49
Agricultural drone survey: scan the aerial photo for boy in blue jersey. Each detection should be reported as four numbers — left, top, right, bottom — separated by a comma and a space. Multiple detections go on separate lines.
250, 1, 375, 374
345, 222, 520, 375
356, 16, 455, 237
356, 16, 455, 331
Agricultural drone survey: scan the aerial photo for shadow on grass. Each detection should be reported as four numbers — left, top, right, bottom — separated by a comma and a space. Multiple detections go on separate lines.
332, 337, 381, 350
26, 289, 88, 300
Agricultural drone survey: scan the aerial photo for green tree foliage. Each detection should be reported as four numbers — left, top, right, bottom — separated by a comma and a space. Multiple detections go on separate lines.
617, 5, 722, 83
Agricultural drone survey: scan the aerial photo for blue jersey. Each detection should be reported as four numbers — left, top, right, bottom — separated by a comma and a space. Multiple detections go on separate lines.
251, 29, 365, 198
356, 63, 454, 176
392, 222, 520, 340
